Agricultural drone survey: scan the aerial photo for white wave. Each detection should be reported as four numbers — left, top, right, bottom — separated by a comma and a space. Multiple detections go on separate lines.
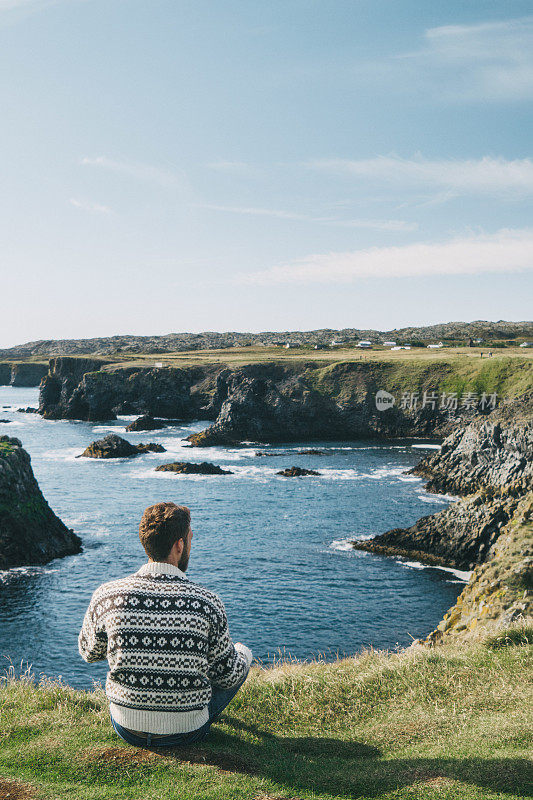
411, 444, 441, 450
0, 566, 59, 582
42, 447, 86, 462
157, 440, 258, 461
330, 534, 375, 552
359, 466, 407, 479
396, 559, 471, 582
329, 538, 355, 552
417, 494, 450, 505
434, 565, 472, 582
92, 425, 128, 434
398, 475, 423, 482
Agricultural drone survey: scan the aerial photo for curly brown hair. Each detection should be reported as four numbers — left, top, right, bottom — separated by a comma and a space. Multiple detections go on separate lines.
139, 502, 190, 561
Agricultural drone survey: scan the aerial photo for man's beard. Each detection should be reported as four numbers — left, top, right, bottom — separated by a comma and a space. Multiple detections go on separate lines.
178, 546, 190, 572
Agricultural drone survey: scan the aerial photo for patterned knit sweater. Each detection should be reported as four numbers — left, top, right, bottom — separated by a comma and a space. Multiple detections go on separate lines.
78, 561, 252, 734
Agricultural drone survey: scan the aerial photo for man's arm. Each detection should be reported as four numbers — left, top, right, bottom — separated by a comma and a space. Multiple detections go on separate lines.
78, 589, 108, 663
207, 600, 252, 689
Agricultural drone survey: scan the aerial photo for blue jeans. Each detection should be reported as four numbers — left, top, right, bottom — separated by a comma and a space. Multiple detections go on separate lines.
110, 670, 249, 748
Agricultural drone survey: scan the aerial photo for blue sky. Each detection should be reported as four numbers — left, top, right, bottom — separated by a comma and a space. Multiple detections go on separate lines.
1, 0, 532, 345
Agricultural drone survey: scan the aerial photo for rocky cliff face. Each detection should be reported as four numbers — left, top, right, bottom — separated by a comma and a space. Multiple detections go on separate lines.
0, 436, 82, 569
37, 358, 530, 445
423, 491, 532, 644
187, 362, 485, 445
0, 363, 48, 387
410, 396, 532, 495
354, 397, 532, 570
39, 358, 221, 421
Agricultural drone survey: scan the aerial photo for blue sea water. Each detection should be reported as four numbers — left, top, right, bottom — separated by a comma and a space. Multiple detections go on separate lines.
0, 386, 464, 689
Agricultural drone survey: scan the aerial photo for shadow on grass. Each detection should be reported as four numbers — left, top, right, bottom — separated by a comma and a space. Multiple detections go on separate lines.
155, 718, 532, 798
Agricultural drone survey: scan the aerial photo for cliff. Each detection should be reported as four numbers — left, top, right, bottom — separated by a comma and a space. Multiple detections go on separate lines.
0, 362, 48, 387
422, 491, 532, 644
0, 436, 82, 569
37, 356, 532, 439
354, 397, 532, 570
39, 358, 221, 421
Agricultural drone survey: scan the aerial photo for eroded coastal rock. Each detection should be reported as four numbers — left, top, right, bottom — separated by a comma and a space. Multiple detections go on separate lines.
277, 466, 320, 477
0, 362, 48, 387
353, 397, 533, 570
0, 436, 82, 569
422, 491, 532, 644
39, 357, 221, 421
155, 461, 233, 475
184, 363, 495, 446
37, 356, 522, 439
79, 434, 166, 459
125, 415, 166, 432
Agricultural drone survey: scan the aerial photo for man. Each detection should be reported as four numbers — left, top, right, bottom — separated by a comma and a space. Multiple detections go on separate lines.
78, 502, 252, 747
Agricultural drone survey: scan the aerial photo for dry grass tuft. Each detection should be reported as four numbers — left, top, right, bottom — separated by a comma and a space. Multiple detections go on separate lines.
0, 778, 37, 799
82, 746, 162, 765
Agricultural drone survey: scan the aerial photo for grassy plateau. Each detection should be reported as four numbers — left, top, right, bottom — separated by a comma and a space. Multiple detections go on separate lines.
0, 632, 531, 800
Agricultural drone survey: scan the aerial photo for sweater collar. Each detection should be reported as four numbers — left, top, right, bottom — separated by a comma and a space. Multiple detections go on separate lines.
136, 561, 188, 579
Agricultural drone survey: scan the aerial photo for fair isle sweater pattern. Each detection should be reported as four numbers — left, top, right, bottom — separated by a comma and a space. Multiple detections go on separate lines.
78, 562, 251, 734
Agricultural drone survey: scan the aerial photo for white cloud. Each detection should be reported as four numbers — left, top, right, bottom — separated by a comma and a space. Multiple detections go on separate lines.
239, 228, 533, 285
80, 156, 179, 187
198, 203, 417, 232
70, 198, 112, 214
399, 16, 533, 102
308, 156, 533, 197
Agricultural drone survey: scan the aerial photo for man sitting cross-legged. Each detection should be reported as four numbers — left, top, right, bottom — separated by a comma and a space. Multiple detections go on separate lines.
79, 501, 252, 747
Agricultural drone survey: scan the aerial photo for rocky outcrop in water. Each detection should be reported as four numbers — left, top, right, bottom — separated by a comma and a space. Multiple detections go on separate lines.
125, 415, 166, 432
0, 436, 82, 569
79, 434, 165, 459
155, 461, 233, 475
277, 466, 320, 477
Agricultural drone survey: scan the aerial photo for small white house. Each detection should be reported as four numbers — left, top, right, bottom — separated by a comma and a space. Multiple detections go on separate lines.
357, 341, 372, 348
383, 341, 396, 347
427, 342, 444, 349
519, 342, 533, 348
284, 342, 300, 349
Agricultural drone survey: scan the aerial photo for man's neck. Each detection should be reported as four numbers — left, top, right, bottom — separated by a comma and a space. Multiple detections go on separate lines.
148, 557, 180, 568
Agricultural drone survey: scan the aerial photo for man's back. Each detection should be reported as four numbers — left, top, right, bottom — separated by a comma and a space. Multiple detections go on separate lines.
79, 561, 251, 734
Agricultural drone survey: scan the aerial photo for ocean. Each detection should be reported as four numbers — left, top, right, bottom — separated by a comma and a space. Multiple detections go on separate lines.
0, 386, 464, 688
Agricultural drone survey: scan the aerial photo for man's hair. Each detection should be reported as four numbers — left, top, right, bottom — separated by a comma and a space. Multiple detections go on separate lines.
139, 502, 191, 561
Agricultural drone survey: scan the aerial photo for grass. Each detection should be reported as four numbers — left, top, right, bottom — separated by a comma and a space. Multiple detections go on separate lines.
1, 635, 531, 800
102, 344, 533, 370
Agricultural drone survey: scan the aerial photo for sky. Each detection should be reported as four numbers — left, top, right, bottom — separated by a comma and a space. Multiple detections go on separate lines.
1, 0, 532, 346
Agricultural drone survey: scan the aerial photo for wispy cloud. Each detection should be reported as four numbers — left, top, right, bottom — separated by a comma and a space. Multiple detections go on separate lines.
238, 228, 533, 285
387, 16, 533, 102
70, 198, 112, 215
198, 203, 417, 232
308, 156, 533, 197
80, 156, 179, 187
